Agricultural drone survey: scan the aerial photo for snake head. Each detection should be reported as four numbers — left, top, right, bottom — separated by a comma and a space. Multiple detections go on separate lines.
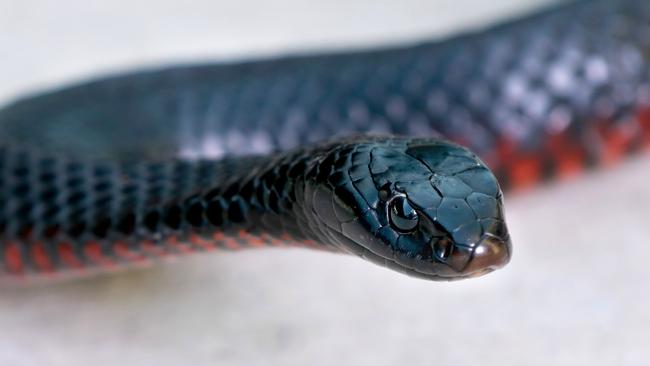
309, 136, 511, 280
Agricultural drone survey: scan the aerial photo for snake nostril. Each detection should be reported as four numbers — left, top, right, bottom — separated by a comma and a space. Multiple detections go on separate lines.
432, 237, 453, 261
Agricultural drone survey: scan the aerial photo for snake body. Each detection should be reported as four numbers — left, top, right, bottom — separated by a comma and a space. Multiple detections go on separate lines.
0, 0, 648, 280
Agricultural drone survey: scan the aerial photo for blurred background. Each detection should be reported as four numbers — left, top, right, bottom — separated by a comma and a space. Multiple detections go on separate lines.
1, 0, 649, 365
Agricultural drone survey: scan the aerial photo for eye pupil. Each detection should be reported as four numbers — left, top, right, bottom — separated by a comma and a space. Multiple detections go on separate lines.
389, 196, 419, 232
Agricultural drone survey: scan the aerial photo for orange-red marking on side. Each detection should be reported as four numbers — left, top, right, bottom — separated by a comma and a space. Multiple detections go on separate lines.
280, 233, 293, 242
494, 137, 517, 163
546, 132, 586, 180
598, 124, 633, 166
58, 241, 83, 269
84, 241, 116, 268
222, 238, 241, 250
189, 234, 216, 251
508, 154, 542, 190
4, 241, 24, 274
260, 234, 285, 247
238, 230, 265, 248
167, 235, 193, 254
113, 241, 148, 266
142, 240, 168, 258
637, 107, 650, 146
30, 241, 54, 273
211, 231, 242, 250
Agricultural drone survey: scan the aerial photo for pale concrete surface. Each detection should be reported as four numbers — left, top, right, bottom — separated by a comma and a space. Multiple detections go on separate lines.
2, 1, 650, 365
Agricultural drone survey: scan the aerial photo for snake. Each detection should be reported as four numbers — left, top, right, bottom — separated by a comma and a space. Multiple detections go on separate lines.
0, 0, 648, 281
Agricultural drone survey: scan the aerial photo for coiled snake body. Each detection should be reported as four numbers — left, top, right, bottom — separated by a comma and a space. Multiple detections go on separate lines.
0, 0, 648, 280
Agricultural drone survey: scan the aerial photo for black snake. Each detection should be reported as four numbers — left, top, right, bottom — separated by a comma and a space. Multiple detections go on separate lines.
0, 0, 648, 281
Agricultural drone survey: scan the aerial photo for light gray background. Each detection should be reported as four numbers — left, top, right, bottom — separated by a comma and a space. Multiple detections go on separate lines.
1, 1, 649, 365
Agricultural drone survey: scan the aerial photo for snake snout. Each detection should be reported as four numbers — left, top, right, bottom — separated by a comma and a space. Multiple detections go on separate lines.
462, 234, 512, 277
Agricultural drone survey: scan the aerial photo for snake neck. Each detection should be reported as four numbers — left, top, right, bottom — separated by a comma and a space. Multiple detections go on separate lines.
190, 141, 358, 251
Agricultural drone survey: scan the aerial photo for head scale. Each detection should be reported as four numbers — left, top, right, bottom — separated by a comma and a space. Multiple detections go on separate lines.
309, 136, 511, 281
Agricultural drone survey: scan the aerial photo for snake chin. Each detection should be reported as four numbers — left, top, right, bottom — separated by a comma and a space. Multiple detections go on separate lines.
309, 136, 512, 281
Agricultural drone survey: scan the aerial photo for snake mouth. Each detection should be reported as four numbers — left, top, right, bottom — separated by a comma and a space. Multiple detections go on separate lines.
335, 224, 512, 281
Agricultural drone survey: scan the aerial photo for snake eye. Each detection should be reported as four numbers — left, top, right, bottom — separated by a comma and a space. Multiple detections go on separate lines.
433, 237, 453, 261
388, 195, 419, 232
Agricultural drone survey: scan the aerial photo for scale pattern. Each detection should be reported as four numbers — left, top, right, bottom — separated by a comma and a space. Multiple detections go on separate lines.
0, 0, 648, 278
